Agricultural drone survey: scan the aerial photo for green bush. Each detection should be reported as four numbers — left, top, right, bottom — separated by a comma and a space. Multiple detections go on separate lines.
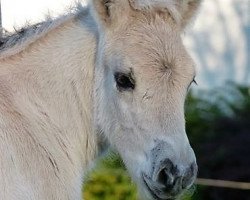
84, 168, 137, 200
83, 153, 137, 200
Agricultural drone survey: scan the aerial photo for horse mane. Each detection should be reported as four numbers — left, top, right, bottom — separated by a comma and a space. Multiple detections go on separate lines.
0, 3, 86, 59
0, 21, 53, 51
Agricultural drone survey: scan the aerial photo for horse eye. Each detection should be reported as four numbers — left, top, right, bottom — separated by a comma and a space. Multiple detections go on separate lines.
114, 72, 135, 91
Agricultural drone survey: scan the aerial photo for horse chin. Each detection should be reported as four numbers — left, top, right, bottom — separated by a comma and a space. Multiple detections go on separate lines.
138, 186, 179, 200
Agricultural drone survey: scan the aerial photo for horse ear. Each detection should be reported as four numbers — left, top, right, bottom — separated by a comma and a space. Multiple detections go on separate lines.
90, 0, 120, 28
179, 0, 202, 29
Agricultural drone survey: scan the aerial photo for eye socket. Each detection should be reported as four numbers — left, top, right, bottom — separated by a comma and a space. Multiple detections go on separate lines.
114, 72, 135, 91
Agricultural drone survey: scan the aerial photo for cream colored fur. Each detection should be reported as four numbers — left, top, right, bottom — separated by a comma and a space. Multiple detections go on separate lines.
0, 1, 201, 199
0, 9, 98, 200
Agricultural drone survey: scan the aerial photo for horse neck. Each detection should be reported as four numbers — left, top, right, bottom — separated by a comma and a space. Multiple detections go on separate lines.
40, 15, 99, 169
1, 13, 99, 171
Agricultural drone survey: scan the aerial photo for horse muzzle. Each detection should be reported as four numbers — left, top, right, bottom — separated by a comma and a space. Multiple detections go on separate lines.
142, 141, 198, 200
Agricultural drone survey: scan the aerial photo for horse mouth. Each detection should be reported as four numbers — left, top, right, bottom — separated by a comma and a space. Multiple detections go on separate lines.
142, 173, 176, 200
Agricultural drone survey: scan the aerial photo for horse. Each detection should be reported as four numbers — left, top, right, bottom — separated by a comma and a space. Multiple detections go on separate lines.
0, 0, 201, 199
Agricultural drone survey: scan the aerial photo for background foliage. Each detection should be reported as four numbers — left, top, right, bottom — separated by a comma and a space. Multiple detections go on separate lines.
83, 83, 250, 200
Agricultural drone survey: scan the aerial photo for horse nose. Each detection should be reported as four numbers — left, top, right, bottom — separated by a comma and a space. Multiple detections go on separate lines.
157, 159, 178, 191
157, 160, 197, 190
143, 159, 198, 199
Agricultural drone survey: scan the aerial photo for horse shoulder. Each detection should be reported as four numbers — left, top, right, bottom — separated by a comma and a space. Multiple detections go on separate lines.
0, 37, 86, 200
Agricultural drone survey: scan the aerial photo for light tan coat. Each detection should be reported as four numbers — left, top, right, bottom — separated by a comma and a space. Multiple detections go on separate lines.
0, 1, 201, 199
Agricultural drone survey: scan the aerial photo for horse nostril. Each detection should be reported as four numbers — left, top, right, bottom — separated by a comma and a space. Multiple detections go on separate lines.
155, 160, 197, 192
156, 159, 178, 190
143, 160, 197, 199
158, 168, 174, 189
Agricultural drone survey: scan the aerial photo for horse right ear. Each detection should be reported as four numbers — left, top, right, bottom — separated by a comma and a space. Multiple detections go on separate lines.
90, 0, 120, 28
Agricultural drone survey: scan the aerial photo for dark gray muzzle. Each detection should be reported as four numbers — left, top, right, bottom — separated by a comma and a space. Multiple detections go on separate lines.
142, 141, 198, 199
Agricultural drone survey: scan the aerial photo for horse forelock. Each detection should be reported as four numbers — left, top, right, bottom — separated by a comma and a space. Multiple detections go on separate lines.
129, 0, 181, 23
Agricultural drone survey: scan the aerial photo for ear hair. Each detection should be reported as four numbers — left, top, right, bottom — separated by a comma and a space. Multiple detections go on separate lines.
128, 0, 202, 29
180, 0, 202, 28
91, 0, 115, 26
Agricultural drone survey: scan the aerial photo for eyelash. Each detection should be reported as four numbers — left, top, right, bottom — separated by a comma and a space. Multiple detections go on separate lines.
187, 78, 197, 91
193, 79, 198, 85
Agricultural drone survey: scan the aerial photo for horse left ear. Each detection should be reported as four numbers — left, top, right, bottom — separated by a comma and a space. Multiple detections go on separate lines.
179, 0, 202, 29
90, 0, 114, 26
90, 0, 129, 29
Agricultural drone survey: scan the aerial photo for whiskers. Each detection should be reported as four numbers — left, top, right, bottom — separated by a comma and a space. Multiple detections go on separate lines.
179, 183, 197, 200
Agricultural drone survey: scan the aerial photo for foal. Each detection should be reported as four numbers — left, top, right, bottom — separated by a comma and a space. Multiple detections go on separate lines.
0, 0, 201, 199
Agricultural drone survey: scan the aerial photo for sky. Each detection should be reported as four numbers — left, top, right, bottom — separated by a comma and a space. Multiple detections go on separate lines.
1, 0, 82, 31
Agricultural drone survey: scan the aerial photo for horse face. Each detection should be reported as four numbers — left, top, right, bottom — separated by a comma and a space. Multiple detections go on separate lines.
92, 0, 201, 199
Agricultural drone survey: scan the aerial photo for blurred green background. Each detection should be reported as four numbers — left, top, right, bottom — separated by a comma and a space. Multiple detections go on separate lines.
83, 83, 250, 200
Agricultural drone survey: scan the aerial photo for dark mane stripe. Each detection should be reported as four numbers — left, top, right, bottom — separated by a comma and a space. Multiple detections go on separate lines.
0, 21, 52, 51
0, 3, 85, 56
